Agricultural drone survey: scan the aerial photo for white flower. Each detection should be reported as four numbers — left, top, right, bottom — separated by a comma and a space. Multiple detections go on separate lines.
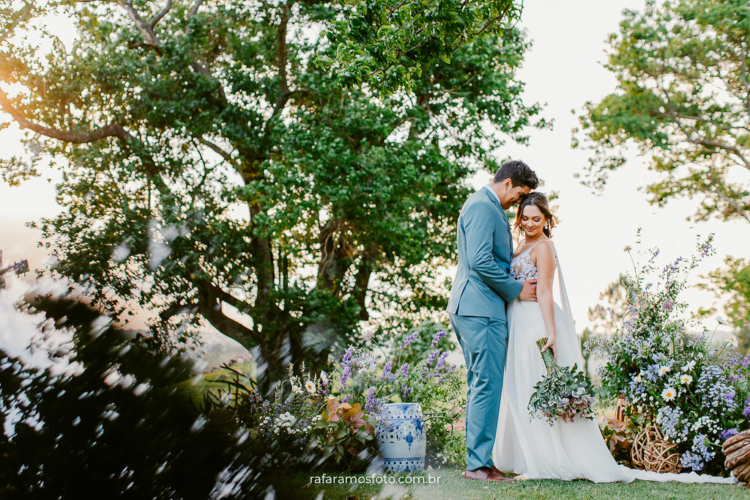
320, 371, 329, 385
716, 316, 726, 325
659, 365, 671, 376
327, 395, 335, 400
305, 380, 316, 394
661, 387, 676, 402
680, 374, 693, 385
291, 385, 302, 394
278, 412, 296, 427
682, 360, 696, 371
634, 373, 643, 383
729, 335, 739, 348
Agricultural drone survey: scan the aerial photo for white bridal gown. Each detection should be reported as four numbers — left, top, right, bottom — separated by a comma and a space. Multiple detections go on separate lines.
492, 239, 734, 484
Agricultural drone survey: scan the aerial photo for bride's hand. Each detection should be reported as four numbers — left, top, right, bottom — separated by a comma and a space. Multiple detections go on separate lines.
542, 336, 558, 362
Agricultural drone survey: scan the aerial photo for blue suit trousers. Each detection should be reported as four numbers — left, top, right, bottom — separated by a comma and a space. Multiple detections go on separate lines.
449, 313, 509, 471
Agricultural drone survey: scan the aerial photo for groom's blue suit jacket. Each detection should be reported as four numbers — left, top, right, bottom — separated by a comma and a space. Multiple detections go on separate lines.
447, 187, 523, 320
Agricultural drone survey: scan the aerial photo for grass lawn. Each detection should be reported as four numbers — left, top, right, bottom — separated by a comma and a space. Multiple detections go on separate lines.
266, 468, 750, 500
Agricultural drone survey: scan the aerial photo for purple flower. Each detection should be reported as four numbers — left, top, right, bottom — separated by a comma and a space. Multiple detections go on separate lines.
340, 364, 352, 389
425, 351, 440, 367
432, 331, 447, 347
342, 346, 354, 364
401, 332, 419, 350
435, 352, 449, 371
380, 361, 396, 383
400, 363, 409, 378
437, 363, 457, 383
364, 386, 382, 414
401, 383, 412, 399
662, 301, 673, 312
721, 428, 739, 441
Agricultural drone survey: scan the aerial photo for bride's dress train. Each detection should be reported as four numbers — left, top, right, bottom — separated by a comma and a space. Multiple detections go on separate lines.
492, 240, 734, 484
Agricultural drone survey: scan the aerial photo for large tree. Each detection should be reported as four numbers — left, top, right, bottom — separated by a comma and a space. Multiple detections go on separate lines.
574, 0, 750, 224
702, 256, 750, 353
0, 0, 543, 386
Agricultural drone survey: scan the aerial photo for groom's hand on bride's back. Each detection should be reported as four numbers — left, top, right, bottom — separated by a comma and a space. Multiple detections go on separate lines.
519, 280, 537, 301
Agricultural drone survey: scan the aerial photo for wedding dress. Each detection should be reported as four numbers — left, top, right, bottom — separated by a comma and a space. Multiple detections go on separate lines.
492, 239, 734, 484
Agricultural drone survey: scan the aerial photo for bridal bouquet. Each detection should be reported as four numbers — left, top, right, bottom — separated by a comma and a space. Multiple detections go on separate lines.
527, 337, 596, 425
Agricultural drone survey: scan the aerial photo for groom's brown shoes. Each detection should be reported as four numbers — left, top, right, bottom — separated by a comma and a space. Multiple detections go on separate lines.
490, 465, 516, 479
463, 467, 515, 482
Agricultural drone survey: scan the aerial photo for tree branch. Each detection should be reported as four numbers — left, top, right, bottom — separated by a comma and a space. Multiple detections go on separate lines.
0, 85, 158, 177
473, 3, 514, 38
692, 138, 750, 170
665, 111, 740, 132
197, 136, 234, 163
117, 0, 227, 104
119, 0, 160, 48
261, 4, 293, 140
713, 189, 750, 224
353, 248, 377, 320
188, 0, 204, 18
0, 3, 34, 45
196, 279, 259, 345
387, 0, 409, 20
148, 0, 172, 29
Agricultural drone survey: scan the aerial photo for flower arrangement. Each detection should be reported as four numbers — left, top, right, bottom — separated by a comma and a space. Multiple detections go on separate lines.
203, 362, 377, 473
527, 337, 596, 425
587, 234, 750, 474
203, 323, 467, 472
333, 325, 467, 467
330, 328, 458, 409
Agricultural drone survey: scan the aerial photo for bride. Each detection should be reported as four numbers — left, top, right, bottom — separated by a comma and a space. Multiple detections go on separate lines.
492, 192, 734, 484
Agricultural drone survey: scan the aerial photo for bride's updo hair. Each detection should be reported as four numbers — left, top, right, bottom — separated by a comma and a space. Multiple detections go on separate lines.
514, 192, 558, 238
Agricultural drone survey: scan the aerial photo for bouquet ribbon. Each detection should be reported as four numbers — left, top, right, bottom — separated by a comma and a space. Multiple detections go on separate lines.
536, 337, 557, 374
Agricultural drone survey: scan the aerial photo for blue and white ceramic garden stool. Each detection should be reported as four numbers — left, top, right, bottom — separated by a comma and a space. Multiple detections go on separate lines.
376, 403, 426, 472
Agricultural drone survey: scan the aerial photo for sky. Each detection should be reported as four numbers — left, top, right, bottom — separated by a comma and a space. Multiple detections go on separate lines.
0, 0, 742, 346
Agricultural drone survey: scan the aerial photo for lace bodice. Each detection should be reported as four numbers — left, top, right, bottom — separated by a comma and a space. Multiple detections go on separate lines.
510, 239, 557, 282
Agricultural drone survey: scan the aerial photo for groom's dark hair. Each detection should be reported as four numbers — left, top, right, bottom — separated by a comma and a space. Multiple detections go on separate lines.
493, 160, 539, 189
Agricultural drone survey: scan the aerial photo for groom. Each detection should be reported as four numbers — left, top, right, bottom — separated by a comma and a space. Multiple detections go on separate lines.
447, 160, 539, 482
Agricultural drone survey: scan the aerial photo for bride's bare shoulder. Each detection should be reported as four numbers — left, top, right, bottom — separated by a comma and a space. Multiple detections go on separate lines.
530, 239, 555, 265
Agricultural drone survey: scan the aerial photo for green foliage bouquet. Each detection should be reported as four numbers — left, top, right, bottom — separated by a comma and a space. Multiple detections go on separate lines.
527, 338, 595, 425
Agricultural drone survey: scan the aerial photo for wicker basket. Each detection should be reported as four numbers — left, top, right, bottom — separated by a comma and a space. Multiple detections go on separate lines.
631, 425, 682, 473
723, 429, 750, 484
